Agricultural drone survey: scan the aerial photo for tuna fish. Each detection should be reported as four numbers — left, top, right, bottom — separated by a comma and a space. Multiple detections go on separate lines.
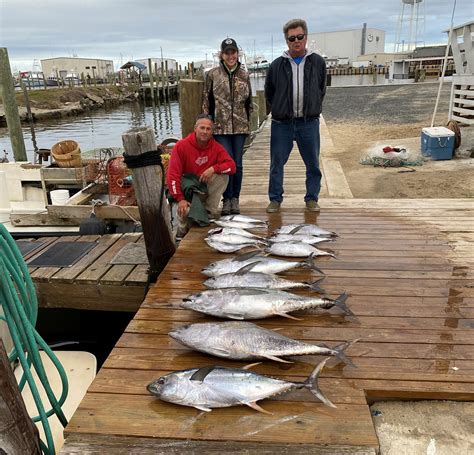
275, 224, 338, 238
203, 266, 324, 292
169, 321, 358, 366
181, 288, 353, 319
269, 233, 333, 245
147, 358, 335, 412
265, 241, 336, 258
214, 219, 268, 230
201, 251, 324, 277
205, 238, 259, 253
220, 214, 267, 226
206, 232, 268, 246
208, 227, 265, 240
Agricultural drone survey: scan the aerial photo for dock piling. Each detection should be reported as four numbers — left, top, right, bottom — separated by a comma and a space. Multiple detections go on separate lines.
0, 48, 27, 161
121, 127, 176, 281
179, 79, 204, 137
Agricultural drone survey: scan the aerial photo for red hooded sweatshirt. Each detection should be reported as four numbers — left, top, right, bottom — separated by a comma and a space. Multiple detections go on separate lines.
166, 133, 236, 202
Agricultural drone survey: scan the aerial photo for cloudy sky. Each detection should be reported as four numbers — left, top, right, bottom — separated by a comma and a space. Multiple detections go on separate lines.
0, 0, 472, 71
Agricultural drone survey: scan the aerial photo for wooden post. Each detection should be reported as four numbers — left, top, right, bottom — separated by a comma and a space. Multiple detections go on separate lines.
121, 127, 176, 281
179, 79, 204, 137
256, 90, 266, 126
0, 48, 27, 161
165, 60, 170, 102
250, 95, 259, 132
19, 77, 38, 155
0, 340, 41, 455
154, 63, 160, 104
41, 72, 48, 90
160, 61, 165, 102
175, 62, 179, 83
147, 58, 155, 104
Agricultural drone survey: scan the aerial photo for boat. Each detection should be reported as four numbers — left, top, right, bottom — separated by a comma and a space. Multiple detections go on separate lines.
247, 55, 270, 71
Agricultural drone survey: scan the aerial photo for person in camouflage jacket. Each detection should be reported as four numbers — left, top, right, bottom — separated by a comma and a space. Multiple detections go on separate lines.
202, 38, 252, 215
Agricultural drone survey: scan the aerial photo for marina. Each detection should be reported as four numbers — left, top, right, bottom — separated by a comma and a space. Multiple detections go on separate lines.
1, 6, 473, 454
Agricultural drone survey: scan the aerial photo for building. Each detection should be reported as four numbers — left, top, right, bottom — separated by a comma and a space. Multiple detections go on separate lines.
41, 57, 114, 79
308, 24, 385, 64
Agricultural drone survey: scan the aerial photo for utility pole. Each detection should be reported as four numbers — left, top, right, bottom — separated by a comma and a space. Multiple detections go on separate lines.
0, 48, 27, 161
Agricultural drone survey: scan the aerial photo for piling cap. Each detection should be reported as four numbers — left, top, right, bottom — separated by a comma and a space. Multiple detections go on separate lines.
221, 38, 238, 53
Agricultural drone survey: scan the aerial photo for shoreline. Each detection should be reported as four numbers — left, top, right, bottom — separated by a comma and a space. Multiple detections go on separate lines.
0, 85, 140, 126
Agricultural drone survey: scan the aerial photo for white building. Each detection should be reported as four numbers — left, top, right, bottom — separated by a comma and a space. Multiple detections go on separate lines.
41, 57, 114, 79
308, 25, 385, 64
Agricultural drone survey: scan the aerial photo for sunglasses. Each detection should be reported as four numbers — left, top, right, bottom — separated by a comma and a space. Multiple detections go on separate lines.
287, 33, 305, 42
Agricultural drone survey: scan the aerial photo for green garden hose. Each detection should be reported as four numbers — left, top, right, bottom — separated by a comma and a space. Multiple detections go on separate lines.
0, 223, 69, 455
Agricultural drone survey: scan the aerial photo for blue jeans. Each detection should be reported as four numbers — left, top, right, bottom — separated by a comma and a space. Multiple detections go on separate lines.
269, 118, 322, 203
214, 134, 247, 200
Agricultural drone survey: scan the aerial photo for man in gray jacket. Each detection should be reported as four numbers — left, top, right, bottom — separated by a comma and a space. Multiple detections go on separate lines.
265, 18, 326, 213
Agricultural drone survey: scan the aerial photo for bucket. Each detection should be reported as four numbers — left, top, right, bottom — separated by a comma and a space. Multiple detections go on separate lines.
50, 189, 70, 205
51, 140, 82, 168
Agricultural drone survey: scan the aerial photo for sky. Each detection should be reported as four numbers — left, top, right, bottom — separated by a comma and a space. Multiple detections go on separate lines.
0, 0, 472, 72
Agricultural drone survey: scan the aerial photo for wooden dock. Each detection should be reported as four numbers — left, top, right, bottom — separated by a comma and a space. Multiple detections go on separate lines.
24, 233, 148, 312
60, 198, 473, 453
56, 115, 474, 452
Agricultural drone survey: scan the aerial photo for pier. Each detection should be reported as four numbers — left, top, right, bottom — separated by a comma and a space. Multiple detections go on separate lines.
59, 118, 474, 453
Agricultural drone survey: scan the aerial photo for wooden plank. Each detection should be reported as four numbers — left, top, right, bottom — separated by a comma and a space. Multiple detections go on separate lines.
47, 204, 140, 222
65, 393, 378, 448
125, 265, 149, 285
35, 282, 145, 312
61, 433, 377, 454
77, 233, 142, 284
51, 234, 121, 283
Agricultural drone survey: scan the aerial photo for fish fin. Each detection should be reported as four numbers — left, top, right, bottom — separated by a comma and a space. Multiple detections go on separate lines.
262, 354, 293, 364
242, 362, 261, 370
194, 405, 212, 412
289, 226, 303, 235
304, 358, 337, 408
246, 401, 273, 415
208, 227, 223, 235
190, 366, 218, 383
333, 292, 355, 316
306, 277, 325, 292
303, 253, 324, 275
276, 312, 302, 321
232, 250, 261, 262
332, 339, 360, 368
228, 313, 245, 320
235, 261, 260, 275
213, 348, 232, 357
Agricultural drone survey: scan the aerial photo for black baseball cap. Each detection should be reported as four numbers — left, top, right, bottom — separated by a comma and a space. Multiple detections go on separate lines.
221, 38, 238, 53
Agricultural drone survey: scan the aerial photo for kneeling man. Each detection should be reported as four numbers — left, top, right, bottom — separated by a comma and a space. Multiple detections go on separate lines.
166, 114, 236, 238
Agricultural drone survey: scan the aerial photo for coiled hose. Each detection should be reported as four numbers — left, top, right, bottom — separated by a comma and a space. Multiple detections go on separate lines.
0, 223, 69, 455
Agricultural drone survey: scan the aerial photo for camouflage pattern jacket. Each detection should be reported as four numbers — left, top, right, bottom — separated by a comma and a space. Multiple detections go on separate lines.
202, 61, 252, 135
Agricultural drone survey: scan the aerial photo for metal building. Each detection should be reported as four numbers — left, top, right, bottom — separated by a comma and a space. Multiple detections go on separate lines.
307, 24, 385, 64
41, 57, 114, 80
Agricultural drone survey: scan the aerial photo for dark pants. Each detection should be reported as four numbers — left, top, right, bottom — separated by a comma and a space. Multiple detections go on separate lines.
269, 118, 322, 203
214, 134, 247, 200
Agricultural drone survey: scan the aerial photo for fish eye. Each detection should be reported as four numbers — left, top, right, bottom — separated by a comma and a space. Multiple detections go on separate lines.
157, 378, 165, 385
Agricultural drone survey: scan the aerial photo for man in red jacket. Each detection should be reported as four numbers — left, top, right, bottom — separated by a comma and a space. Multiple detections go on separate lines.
166, 114, 236, 238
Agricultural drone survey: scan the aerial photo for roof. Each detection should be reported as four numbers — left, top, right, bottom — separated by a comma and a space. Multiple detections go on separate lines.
120, 61, 147, 71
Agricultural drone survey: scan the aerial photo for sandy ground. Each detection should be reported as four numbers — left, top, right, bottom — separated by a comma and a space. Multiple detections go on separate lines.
371, 401, 474, 454
324, 83, 474, 199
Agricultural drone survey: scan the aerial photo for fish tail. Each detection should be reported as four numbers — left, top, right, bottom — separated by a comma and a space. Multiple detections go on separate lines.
332, 339, 360, 367
332, 293, 354, 316
303, 253, 325, 274
307, 277, 325, 292
304, 358, 336, 408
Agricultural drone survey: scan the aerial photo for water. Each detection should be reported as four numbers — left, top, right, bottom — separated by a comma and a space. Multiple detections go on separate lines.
0, 101, 181, 163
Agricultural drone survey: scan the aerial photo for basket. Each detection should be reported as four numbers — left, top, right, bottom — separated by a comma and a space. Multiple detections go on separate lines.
51, 140, 82, 168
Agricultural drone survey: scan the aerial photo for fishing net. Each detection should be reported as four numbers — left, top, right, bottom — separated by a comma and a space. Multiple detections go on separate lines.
360, 145, 425, 168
